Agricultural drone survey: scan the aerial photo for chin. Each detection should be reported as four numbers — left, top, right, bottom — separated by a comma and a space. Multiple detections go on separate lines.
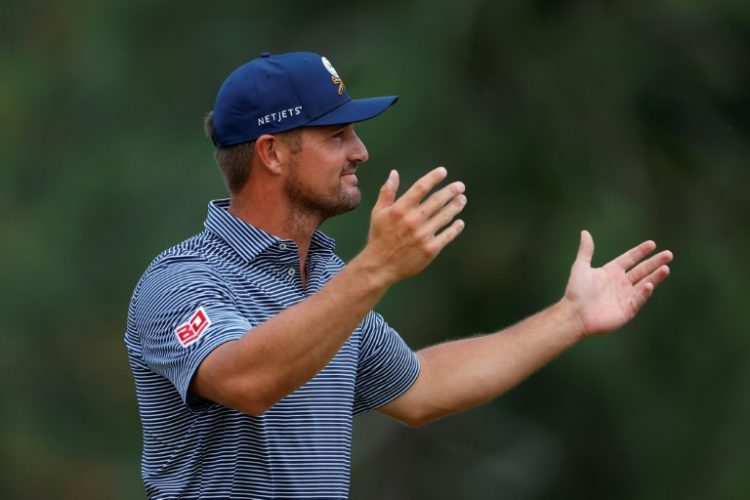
347, 189, 362, 208
333, 190, 361, 216
338, 184, 360, 202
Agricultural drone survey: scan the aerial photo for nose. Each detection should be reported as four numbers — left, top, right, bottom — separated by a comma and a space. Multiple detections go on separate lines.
348, 129, 369, 164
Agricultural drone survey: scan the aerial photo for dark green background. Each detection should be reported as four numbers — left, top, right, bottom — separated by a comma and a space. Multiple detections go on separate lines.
2, 1, 748, 498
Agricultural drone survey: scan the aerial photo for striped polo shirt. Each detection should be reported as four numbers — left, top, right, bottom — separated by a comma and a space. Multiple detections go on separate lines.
125, 199, 420, 499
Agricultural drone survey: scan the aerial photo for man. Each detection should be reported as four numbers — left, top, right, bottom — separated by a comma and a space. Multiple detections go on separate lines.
125, 51, 673, 499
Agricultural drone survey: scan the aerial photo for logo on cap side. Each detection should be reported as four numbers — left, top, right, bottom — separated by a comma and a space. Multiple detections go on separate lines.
322, 56, 345, 96
257, 106, 304, 127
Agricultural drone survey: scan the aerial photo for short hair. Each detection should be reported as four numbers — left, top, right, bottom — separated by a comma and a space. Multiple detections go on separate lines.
204, 112, 302, 193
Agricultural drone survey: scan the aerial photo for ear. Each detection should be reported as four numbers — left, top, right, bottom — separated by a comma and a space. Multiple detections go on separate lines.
254, 134, 290, 175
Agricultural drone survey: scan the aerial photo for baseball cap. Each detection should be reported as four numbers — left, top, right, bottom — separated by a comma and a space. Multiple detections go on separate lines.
210, 51, 398, 147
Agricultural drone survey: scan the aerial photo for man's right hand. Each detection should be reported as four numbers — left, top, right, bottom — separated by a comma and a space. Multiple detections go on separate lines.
356, 167, 467, 287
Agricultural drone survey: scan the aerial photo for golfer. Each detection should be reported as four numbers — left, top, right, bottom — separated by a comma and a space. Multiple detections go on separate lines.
125, 51, 673, 499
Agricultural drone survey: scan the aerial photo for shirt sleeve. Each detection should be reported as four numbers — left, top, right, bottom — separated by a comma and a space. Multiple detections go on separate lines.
131, 256, 252, 411
353, 310, 420, 415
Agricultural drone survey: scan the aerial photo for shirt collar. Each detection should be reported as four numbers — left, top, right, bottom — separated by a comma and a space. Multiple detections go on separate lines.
204, 199, 336, 262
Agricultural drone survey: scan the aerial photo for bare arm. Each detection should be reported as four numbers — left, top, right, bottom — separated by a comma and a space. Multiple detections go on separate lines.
379, 230, 673, 427
192, 167, 467, 415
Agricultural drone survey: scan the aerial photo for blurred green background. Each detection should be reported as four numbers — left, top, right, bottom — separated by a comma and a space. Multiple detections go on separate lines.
2, 0, 749, 498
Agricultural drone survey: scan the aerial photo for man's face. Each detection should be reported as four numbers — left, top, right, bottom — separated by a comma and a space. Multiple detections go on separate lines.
283, 124, 369, 220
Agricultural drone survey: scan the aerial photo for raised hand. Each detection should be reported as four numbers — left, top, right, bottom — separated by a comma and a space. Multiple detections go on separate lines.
564, 230, 673, 337
360, 167, 467, 286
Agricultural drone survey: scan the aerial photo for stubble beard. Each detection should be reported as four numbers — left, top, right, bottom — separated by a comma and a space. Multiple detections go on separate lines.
284, 159, 361, 223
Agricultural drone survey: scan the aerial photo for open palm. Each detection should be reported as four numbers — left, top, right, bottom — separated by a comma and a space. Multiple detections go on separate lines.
564, 231, 673, 336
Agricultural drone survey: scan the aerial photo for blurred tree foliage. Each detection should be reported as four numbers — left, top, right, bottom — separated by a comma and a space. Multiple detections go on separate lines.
1, 0, 748, 499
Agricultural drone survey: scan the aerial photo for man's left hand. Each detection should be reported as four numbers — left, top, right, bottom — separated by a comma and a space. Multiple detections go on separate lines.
563, 230, 673, 338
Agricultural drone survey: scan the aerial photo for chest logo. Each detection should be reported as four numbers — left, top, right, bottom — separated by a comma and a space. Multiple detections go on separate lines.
175, 307, 211, 348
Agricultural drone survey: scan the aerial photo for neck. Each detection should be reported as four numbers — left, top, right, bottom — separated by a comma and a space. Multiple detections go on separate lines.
229, 192, 324, 284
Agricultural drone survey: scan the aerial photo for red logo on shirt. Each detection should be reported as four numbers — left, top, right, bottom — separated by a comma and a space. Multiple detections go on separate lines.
175, 307, 211, 347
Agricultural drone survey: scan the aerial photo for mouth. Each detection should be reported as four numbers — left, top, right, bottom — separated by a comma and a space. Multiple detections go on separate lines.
341, 167, 358, 186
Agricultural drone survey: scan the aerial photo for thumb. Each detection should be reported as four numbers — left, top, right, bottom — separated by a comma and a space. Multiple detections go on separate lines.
372, 169, 399, 213
576, 230, 595, 266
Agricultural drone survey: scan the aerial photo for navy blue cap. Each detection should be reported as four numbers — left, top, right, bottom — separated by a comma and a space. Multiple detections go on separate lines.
211, 52, 398, 147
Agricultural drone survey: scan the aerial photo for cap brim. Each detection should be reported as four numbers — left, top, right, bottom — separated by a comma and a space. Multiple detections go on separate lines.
306, 95, 398, 127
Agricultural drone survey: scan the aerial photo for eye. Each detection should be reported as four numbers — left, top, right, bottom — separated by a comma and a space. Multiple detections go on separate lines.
332, 130, 345, 139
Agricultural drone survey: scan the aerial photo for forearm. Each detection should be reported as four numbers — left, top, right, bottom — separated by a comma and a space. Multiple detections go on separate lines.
193, 254, 389, 415
380, 231, 672, 427
381, 299, 584, 426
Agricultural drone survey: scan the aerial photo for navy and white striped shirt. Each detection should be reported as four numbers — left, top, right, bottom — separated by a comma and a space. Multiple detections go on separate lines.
125, 199, 420, 499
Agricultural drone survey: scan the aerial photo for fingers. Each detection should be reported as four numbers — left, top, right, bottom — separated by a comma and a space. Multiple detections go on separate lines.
630, 281, 655, 313
430, 219, 466, 252
372, 170, 400, 213
631, 265, 671, 311
388, 166, 467, 235
418, 180, 466, 222
640, 264, 671, 290
626, 250, 673, 284
397, 166, 448, 207
612, 239, 657, 270
424, 192, 467, 235
575, 230, 595, 266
